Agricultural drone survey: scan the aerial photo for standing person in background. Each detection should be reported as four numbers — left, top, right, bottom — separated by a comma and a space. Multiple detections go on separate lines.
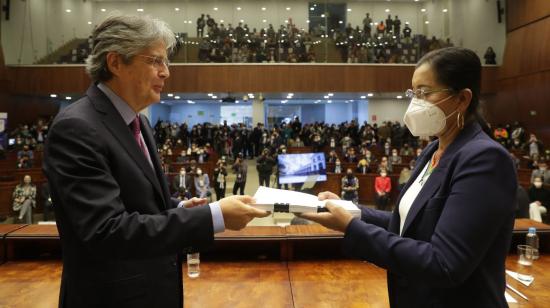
213, 160, 227, 201
257, 148, 275, 187
300, 47, 516, 307
43, 14, 268, 308
232, 155, 248, 195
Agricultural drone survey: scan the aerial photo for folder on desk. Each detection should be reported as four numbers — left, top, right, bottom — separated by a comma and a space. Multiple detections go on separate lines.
252, 186, 361, 217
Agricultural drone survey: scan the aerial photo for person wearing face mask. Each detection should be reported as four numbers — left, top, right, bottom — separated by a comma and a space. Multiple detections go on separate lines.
194, 168, 211, 199
389, 149, 402, 165
377, 156, 393, 174
12, 175, 36, 223
213, 161, 227, 201
374, 170, 391, 211
172, 167, 193, 200
530, 162, 550, 185
528, 176, 549, 223
299, 47, 517, 307
399, 143, 413, 157
398, 160, 416, 192
232, 156, 247, 195
341, 169, 359, 204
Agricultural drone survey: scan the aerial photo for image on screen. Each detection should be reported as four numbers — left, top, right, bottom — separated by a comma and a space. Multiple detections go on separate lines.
277, 152, 327, 184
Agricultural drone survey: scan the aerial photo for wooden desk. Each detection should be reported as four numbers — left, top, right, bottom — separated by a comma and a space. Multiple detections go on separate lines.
4, 224, 60, 260
513, 219, 550, 233
0, 257, 548, 307
0, 224, 27, 264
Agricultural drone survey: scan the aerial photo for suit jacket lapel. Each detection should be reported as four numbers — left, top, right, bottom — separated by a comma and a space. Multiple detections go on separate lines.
140, 114, 171, 209
87, 85, 167, 210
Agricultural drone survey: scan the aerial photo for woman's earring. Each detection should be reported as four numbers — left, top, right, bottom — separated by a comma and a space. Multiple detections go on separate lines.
457, 112, 465, 130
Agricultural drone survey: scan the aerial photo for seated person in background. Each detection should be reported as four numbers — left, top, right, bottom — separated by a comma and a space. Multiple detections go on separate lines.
176, 150, 190, 163
42, 181, 55, 221
399, 143, 414, 156
12, 175, 36, 223
213, 160, 227, 201
17, 145, 34, 161
17, 153, 33, 169
415, 147, 423, 160
515, 184, 530, 219
377, 156, 393, 173
344, 147, 358, 163
528, 176, 549, 222
365, 149, 376, 165
289, 136, 304, 147
374, 169, 391, 211
530, 161, 550, 185
188, 159, 198, 175
327, 150, 339, 163
328, 136, 337, 149
341, 168, 359, 204
196, 147, 208, 163
334, 159, 343, 174
356, 158, 370, 175
389, 148, 402, 165
194, 168, 211, 199
172, 167, 192, 200
398, 160, 416, 192
527, 154, 542, 170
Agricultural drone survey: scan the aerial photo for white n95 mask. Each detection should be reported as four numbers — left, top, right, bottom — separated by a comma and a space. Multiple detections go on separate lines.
403, 96, 456, 137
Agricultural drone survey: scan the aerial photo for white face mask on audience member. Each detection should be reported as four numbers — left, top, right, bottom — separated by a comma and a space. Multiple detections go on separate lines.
403, 95, 457, 136
534, 181, 543, 189
196, 170, 203, 176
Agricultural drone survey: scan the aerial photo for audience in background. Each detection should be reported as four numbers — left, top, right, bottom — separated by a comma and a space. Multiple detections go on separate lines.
194, 168, 211, 199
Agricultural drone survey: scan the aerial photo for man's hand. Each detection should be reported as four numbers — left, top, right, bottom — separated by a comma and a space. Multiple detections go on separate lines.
298, 202, 354, 233
219, 195, 270, 230
182, 197, 208, 208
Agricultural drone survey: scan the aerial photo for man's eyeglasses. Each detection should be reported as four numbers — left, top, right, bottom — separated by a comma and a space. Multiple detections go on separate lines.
135, 54, 170, 69
405, 88, 453, 100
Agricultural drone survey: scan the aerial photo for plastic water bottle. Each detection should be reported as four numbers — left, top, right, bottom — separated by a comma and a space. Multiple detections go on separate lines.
526, 227, 539, 260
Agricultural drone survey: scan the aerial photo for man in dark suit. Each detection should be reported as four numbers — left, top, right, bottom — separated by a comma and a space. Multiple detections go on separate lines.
172, 167, 193, 198
43, 14, 268, 308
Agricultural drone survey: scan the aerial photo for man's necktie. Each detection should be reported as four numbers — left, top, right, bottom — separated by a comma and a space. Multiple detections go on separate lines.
131, 116, 152, 163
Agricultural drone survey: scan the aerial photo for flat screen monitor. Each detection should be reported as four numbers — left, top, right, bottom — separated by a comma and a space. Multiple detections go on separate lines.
277, 152, 327, 184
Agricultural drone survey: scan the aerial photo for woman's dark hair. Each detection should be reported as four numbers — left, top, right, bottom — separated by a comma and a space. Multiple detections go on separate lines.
416, 47, 491, 135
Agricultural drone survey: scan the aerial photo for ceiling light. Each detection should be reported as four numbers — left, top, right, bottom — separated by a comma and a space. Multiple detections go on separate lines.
65, 9, 71, 13
360, 96, 366, 99
347, 8, 352, 12
207, 93, 213, 97
174, 96, 181, 99
137, 9, 144, 12
396, 95, 403, 99
328, 93, 334, 97
368, 93, 374, 97
421, 8, 427, 12
262, 20, 267, 23
100, 8, 106, 12
87, 21, 92, 25
213, 7, 218, 11
212, 96, 218, 99
261, 7, 266, 11
237, 7, 242, 11
167, 93, 174, 97
425, 21, 430, 24
175, 8, 180, 12
65, 96, 72, 100
442, 9, 448, 13
385, 9, 390, 13
50, 94, 57, 98
286, 7, 291, 11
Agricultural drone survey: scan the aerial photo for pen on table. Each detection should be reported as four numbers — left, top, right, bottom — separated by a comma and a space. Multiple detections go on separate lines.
506, 283, 528, 301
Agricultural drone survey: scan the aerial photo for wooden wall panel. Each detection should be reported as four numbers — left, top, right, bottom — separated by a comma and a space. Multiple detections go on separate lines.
7, 65, 498, 96
499, 16, 550, 79
507, 0, 550, 31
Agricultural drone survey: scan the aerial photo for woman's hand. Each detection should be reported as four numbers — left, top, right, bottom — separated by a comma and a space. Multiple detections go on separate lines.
298, 201, 354, 233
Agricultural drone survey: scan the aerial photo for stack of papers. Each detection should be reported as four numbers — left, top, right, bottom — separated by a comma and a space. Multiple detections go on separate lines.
252, 186, 361, 218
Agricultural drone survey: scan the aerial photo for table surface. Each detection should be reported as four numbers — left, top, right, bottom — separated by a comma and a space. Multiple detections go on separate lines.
0, 256, 547, 308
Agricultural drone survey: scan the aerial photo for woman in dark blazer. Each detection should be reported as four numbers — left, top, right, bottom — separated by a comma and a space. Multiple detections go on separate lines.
301, 47, 517, 307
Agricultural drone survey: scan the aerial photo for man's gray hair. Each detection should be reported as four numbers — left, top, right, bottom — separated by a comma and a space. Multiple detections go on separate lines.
85, 14, 176, 82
